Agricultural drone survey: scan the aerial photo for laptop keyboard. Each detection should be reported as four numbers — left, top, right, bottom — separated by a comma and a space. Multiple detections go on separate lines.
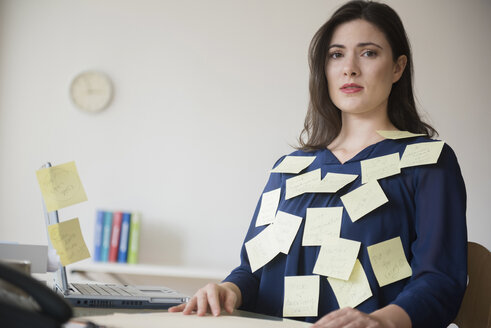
72, 283, 145, 297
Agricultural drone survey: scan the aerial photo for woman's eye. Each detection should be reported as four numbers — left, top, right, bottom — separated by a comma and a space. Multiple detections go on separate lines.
329, 52, 343, 59
362, 50, 377, 57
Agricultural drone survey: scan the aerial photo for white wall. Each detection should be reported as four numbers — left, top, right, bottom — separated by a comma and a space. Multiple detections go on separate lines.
0, 0, 489, 273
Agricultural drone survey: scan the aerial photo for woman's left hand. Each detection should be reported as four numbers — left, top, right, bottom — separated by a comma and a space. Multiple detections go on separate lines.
312, 307, 391, 328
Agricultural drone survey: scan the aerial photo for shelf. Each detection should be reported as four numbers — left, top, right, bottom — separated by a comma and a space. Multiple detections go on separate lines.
69, 261, 229, 280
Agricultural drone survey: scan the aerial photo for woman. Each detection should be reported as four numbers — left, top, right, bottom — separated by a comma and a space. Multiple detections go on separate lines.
170, 1, 467, 327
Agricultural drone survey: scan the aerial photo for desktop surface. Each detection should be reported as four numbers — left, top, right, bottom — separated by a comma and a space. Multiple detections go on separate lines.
75, 309, 312, 327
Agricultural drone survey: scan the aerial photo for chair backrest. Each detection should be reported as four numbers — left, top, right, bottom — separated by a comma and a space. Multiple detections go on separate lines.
453, 241, 491, 328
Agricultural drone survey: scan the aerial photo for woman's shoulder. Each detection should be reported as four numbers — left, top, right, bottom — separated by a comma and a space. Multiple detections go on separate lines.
394, 136, 458, 159
390, 136, 462, 175
379, 136, 454, 155
366, 136, 461, 175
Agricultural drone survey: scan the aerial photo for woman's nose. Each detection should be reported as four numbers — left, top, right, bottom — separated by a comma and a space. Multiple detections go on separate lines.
343, 56, 360, 77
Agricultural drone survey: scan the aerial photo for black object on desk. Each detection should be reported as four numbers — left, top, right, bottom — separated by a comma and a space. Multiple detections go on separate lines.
0, 261, 73, 328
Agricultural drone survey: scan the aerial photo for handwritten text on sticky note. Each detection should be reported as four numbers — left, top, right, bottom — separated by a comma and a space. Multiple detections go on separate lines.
399, 141, 444, 168
308, 172, 358, 193
245, 225, 280, 272
271, 156, 316, 174
272, 211, 303, 254
328, 260, 372, 309
340, 180, 388, 222
48, 218, 91, 266
283, 275, 319, 317
256, 188, 281, 227
285, 169, 320, 200
302, 207, 343, 246
36, 161, 88, 212
361, 153, 400, 184
367, 236, 412, 287
313, 237, 361, 280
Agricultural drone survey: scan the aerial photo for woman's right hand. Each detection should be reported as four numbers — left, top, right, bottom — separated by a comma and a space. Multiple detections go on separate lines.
168, 282, 241, 316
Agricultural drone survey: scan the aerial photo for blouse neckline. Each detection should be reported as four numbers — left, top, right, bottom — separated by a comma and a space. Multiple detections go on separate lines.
323, 138, 390, 165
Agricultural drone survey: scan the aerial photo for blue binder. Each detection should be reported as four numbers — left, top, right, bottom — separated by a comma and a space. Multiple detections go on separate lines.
117, 212, 131, 263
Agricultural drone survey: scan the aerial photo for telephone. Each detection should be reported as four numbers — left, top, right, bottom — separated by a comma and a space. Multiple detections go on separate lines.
0, 261, 72, 328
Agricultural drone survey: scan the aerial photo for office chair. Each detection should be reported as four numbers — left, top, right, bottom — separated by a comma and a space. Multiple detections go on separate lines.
453, 242, 491, 328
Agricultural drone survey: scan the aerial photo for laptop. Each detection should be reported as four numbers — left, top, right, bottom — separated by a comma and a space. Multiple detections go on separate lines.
40, 162, 190, 309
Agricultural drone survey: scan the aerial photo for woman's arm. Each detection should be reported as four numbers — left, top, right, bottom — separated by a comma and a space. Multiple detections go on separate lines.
390, 143, 467, 327
170, 156, 287, 316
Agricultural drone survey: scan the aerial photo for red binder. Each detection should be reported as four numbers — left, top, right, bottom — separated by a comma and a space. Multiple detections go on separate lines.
108, 211, 123, 262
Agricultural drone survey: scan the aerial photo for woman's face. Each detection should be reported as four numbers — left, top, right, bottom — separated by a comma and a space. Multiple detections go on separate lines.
325, 19, 406, 117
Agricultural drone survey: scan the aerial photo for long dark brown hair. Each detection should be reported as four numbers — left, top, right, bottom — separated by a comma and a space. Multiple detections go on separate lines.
298, 0, 437, 151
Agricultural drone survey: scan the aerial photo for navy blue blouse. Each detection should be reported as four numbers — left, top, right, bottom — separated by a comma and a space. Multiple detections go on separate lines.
223, 137, 467, 328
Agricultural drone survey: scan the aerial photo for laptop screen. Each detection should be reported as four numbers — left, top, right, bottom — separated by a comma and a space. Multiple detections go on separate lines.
41, 162, 70, 295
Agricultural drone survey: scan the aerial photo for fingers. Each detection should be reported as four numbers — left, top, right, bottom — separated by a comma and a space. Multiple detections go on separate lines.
196, 288, 210, 316
222, 288, 237, 314
312, 307, 356, 328
171, 283, 239, 317
182, 294, 199, 315
168, 303, 186, 312
206, 285, 222, 316
312, 307, 384, 328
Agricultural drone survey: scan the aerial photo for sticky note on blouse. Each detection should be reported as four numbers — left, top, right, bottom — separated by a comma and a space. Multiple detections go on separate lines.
399, 141, 444, 168
302, 207, 343, 246
367, 236, 412, 287
340, 180, 388, 222
272, 211, 302, 254
48, 218, 91, 266
270, 156, 316, 174
285, 169, 321, 200
360, 153, 400, 184
376, 130, 426, 139
328, 260, 372, 309
283, 275, 319, 317
36, 161, 88, 212
256, 188, 281, 227
307, 172, 358, 193
313, 237, 361, 280
245, 224, 280, 272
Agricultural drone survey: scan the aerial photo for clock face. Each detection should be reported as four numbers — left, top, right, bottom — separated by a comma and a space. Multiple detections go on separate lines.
70, 71, 113, 112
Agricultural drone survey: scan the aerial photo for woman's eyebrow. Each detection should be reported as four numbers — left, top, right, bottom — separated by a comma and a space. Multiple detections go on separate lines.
358, 42, 383, 49
328, 42, 383, 50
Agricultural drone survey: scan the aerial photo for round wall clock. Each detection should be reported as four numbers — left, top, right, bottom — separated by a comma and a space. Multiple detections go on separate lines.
70, 71, 113, 113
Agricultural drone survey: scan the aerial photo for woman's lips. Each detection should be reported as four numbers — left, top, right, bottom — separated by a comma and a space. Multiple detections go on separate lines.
340, 83, 363, 94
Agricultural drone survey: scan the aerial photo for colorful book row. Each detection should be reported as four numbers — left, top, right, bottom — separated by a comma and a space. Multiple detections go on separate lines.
93, 210, 141, 264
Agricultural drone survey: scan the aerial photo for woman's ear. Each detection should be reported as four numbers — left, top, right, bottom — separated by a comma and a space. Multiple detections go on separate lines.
392, 55, 407, 83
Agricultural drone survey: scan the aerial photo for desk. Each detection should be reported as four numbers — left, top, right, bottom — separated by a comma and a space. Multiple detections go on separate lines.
75, 309, 312, 328
65, 266, 311, 327
69, 262, 227, 296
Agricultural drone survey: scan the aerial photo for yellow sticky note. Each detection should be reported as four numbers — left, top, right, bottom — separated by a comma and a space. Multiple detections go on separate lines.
270, 156, 316, 174
283, 275, 319, 317
36, 161, 88, 212
367, 236, 412, 287
285, 169, 321, 200
256, 188, 281, 227
361, 153, 400, 184
48, 218, 91, 266
308, 172, 358, 193
302, 207, 343, 246
376, 130, 426, 139
245, 225, 280, 272
399, 141, 444, 168
313, 237, 361, 280
328, 260, 372, 309
340, 180, 388, 222
272, 211, 303, 254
